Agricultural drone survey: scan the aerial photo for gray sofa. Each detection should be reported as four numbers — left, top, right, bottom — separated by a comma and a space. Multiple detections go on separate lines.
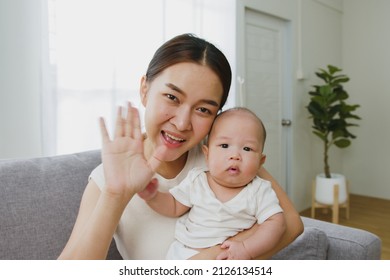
0, 150, 382, 260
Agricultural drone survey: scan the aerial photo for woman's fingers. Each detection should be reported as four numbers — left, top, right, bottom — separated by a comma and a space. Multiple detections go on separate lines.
114, 106, 124, 138
124, 102, 133, 137
100, 103, 142, 141
220, 241, 230, 249
99, 117, 110, 143
111, 103, 141, 139
216, 251, 228, 260
131, 106, 142, 140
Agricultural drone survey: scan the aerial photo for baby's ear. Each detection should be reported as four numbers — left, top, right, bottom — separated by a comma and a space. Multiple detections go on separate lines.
260, 154, 266, 166
202, 145, 209, 161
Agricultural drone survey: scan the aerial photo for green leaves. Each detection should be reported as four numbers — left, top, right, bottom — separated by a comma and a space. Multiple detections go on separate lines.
327, 65, 340, 75
307, 65, 361, 177
334, 139, 351, 148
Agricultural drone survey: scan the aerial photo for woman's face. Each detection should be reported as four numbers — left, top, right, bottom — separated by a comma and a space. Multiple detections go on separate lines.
141, 62, 224, 162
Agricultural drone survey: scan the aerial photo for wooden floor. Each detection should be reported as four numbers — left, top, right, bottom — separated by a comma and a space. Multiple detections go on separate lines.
300, 194, 390, 260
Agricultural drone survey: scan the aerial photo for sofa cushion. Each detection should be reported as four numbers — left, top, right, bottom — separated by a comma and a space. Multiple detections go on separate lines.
272, 227, 329, 260
0, 150, 121, 260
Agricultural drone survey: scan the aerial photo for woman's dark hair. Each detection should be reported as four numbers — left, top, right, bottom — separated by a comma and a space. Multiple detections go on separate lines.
145, 33, 232, 109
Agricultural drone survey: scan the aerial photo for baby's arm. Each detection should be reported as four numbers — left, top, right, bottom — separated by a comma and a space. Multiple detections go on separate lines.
217, 213, 286, 260
138, 180, 189, 217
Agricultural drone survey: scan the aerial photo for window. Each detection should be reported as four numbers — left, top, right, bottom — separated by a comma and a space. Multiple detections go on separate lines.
46, 0, 168, 155
45, 0, 233, 155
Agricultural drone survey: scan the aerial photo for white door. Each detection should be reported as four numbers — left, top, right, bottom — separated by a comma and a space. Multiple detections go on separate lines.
243, 9, 292, 194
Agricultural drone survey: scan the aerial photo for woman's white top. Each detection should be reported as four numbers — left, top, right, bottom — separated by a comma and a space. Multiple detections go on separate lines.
89, 144, 206, 259
170, 167, 283, 248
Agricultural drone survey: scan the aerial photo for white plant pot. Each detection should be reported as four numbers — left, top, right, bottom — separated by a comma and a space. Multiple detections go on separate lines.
315, 173, 347, 205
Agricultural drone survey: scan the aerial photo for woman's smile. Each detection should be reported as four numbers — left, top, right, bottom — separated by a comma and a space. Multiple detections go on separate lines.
161, 131, 186, 147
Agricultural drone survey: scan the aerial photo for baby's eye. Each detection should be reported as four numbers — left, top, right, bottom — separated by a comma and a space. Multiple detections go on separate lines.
243, 147, 252, 152
220, 144, 229, 148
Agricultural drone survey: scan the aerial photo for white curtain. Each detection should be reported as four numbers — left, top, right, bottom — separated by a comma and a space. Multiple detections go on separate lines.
44, 0, 205, 155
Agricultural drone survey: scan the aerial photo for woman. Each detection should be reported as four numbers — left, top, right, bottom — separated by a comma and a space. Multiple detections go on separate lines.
59, 33, 303, 260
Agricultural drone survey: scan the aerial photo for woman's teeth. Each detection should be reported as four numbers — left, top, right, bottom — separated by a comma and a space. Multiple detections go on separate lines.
164, 132, 185, 142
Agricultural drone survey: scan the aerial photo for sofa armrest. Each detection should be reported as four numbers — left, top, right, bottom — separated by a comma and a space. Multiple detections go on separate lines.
301, 217, 382, 259
272, 226, 329, 260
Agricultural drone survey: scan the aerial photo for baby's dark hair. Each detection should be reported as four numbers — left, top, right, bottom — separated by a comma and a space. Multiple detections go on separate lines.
206, 107, 267, 147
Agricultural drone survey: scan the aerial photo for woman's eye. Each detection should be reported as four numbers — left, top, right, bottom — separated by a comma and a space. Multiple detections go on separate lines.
166, 94, 178, 102
243, 147, 252, 152
220, 144, 229, 148
197, 107, 211, 115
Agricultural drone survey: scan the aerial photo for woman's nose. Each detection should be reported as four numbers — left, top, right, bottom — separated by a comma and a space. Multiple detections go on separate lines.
171, 106, 192, 131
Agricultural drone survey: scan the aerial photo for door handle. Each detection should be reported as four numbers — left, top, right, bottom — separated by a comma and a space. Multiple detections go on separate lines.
281, 119, 292, 126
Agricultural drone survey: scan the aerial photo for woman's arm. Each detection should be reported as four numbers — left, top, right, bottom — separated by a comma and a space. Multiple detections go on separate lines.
59, 103, 164, 259
243, 213, 286, 258
217, 213, 286, 260
255, 166, 303, 258
58, 180, 131, 259
189, 167, 303, 260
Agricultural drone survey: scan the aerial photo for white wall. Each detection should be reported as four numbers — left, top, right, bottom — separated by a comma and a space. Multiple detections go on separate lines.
342, 0, 390, 200
0, 0, 43, 159
298, 0, 344, 210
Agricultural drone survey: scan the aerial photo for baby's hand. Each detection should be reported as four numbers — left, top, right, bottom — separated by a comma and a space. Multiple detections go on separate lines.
216, 240, 252, 260
137, 178, 159, 201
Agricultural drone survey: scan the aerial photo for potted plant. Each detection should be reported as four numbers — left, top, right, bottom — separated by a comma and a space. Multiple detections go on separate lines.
307, 65, 361, 204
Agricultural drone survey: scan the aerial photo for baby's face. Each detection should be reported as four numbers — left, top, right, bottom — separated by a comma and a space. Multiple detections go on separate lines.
203, 111, 265, 188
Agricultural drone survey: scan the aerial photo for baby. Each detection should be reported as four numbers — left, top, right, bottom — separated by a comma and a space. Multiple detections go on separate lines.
139, 107, 285, 259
